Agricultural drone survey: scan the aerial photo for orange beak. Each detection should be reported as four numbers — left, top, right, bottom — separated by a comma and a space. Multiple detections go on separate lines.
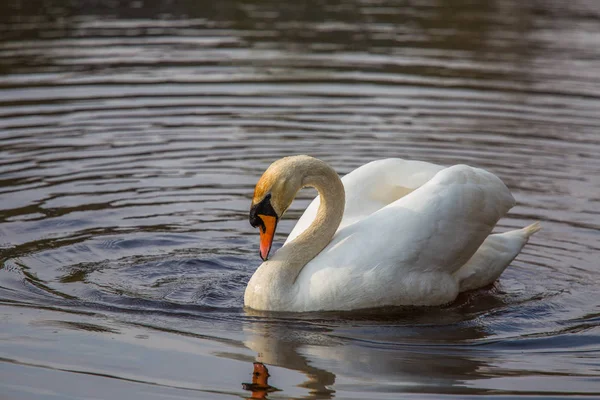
258, 214, 277, 261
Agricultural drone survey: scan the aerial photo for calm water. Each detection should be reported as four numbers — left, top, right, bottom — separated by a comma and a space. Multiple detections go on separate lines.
1, 0, 600, 398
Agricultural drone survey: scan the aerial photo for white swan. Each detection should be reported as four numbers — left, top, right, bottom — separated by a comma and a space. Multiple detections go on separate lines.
245, 155, 540, 312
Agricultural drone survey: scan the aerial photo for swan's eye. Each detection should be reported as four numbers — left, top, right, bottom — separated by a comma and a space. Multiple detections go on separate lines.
249, 208, 264, 230
249, 193, 277, 230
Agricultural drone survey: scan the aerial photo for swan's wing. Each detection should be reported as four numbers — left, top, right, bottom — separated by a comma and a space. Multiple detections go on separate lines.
352, 164, 516, 275
294, 165, 516, 309
285, 158, 444, 244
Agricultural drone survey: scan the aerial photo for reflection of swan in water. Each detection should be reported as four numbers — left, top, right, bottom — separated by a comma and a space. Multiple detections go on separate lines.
244, 313, 336, 398
243, 302, 498, 397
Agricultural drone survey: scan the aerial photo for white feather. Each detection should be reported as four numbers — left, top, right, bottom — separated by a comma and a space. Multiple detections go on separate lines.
246, 157, 540, 311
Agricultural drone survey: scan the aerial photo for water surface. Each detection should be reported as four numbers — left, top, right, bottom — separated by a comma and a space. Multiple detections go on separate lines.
1, 0, 600, 398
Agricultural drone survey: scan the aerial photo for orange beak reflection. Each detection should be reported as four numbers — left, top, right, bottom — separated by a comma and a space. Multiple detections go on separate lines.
258, 214, 277, 261
242, 362, 277, 399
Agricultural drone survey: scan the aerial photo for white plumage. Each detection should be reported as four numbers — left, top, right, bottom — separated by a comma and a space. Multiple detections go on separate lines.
245, 157, 540, 312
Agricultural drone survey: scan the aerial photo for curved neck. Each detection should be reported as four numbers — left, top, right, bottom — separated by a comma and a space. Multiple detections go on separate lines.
272, 160, 346, 279
246, 158, 345, 310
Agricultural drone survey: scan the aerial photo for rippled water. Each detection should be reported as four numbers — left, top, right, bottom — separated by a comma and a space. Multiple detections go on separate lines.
1, 0, 600, 398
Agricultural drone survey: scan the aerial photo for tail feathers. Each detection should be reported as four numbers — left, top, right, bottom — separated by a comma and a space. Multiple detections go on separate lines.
455, 221, 541, 292
523, 221, 541, 238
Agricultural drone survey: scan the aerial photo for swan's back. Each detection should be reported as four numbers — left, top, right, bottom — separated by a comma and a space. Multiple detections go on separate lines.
385, 164, 516, 273
285, 158, 444, 244
292, 163, 516, 310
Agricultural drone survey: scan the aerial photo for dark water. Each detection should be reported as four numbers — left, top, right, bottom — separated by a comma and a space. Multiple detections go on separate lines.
1, 0, 600, 398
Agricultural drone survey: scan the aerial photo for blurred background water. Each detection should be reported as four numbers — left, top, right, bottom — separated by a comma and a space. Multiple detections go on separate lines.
1, 0, 599, 398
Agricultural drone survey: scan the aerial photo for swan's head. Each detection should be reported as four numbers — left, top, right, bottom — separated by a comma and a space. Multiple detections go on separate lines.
249, 156, 308, 260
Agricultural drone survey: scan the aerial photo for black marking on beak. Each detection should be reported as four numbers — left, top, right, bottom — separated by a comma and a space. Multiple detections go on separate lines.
249, 193, 278, 232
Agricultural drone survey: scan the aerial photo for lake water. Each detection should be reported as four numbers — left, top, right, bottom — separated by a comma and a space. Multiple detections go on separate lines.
1, 0, 599, 398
